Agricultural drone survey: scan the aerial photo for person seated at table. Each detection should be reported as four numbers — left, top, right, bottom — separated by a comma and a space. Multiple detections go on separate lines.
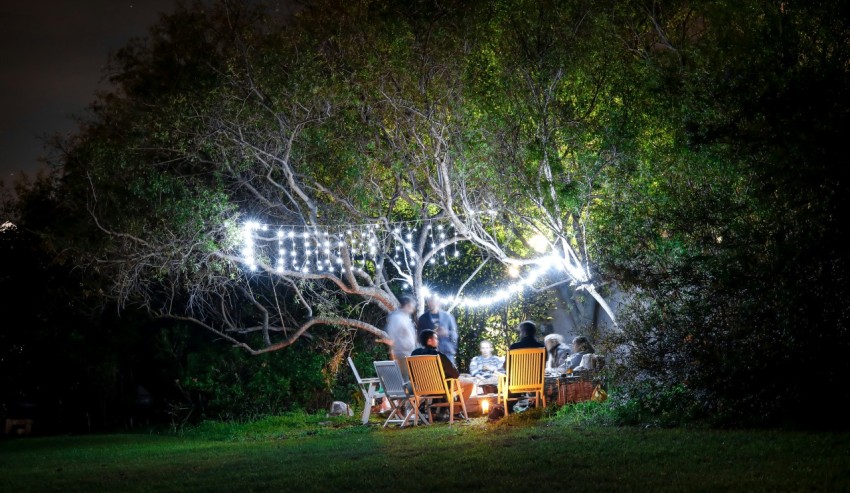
412, 330, 475, 393
469, 340, 504, 391
509, 321, 546, 351
411, 329, 476, 416
544, 333, 571, 371
503, 321, 545, 408
565, 335, 596, 371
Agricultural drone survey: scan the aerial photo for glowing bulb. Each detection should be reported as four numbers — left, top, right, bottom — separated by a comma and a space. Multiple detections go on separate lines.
529, 234, 549, 253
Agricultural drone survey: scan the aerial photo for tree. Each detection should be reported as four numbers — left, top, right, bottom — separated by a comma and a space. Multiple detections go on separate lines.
590, 0, 850, 425
53, 0, 619, 357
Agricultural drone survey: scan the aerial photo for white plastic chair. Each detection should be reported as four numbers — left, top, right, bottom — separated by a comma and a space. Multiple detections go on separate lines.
348, 356, 384, 424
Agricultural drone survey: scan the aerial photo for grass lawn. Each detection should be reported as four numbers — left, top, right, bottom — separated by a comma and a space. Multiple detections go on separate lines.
1, 412, 847, 492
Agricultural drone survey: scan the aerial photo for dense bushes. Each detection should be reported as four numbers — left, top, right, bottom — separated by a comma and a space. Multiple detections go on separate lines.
591, 0, 850, 428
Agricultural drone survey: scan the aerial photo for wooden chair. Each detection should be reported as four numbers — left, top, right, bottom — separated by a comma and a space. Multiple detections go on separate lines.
498, 348, 546, 415
373, 360, 426, 427
348, 356, 384, 424
406, 355, 469, 425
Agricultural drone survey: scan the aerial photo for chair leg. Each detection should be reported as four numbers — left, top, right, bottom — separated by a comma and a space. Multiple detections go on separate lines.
458, 394, 469, 421
382, 400, 395, 428
413, 397, 420, 426
360, 386, 373, 424
399, 400, 413, 428
384, 398, 408, 428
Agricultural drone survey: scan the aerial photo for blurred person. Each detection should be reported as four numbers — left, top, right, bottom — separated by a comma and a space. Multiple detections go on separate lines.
417, 294, 459, 365
469, 340, 505, 391
544, 333, 571, 371
383, 295, 417, 381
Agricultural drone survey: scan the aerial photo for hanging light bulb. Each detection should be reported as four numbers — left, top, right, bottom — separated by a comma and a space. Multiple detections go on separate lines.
529, 234, 549, 253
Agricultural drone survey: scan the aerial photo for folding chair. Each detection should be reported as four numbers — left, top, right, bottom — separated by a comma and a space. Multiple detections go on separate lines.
406, 355, 469, 425
498, 347, 546, 415
348, 356, 384, 424
373, 360, 426, 427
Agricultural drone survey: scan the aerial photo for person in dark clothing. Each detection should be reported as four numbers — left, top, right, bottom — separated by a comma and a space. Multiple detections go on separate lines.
411, 329, 476, 402
509, 320, 545, 350
504, 320, 546, 409
411, 329, 460, 378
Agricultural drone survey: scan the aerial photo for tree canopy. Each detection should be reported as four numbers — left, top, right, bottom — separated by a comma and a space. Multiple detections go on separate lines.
6, 0, 848, 426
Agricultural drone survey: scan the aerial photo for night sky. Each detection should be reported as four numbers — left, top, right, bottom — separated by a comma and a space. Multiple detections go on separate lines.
0, 1, 181, 183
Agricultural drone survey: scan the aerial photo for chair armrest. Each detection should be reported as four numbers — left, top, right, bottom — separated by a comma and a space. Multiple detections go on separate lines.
444, 378, 460, 396
497, 374, 506, 393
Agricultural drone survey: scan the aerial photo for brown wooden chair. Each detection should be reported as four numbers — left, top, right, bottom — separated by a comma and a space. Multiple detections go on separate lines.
406, 355, 469, 425
498, 348, 546, 414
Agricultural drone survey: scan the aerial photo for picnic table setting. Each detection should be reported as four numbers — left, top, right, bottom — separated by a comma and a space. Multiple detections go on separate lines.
348, 346, 607, 427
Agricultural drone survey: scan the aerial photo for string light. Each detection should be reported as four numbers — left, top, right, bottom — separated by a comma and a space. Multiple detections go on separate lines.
422, 255, 564, 308
237, 219, 585, 308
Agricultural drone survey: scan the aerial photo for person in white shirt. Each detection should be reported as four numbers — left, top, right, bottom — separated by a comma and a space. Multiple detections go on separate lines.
384, 295, 417, 381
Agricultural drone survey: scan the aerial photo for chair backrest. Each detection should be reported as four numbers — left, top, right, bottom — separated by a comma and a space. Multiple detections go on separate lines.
593, 354, 606, 370
374, 360, 408, 398
347, 356, 364, 384
406, 355, 449, 398
505, 348, 546, 391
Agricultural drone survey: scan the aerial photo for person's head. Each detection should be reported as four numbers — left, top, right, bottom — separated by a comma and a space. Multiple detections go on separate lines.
544, 333, 565, 352
518, 321, 537, 339
398, 295, 416, 315
571, 335, 595, 354
419, 329, 438, 348
426, 295, 442, 313
479, 340, 494, 357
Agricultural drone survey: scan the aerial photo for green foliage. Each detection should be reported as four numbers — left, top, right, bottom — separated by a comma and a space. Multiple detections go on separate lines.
588, 0, 850, 427
554, 399, 620, 427
166, 329, 388, 423
8, 0, 847, 431
180, 343, 326, 421
606, 383, 705, 428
